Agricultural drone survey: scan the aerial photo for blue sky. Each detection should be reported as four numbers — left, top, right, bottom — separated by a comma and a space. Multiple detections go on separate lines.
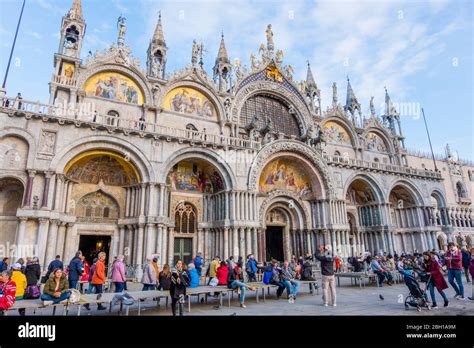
0, 0, 472, 159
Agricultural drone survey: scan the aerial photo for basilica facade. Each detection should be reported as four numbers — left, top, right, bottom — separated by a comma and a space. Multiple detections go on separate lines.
0, 0, 473, 270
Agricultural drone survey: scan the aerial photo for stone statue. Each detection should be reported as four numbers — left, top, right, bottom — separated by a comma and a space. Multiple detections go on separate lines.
250, 53, 259, 71
276, 50, 283, 64
332, 82, 338, 105
258, 43, 266, 57
245, 114, 259, 135
370, 96, 376, 116
234, 59, 243, 79
266, 24, 274, 50
223, 98, 231, 118
192, 40, 199, 67
117, 16, 127, 47
284, 65, 294, 80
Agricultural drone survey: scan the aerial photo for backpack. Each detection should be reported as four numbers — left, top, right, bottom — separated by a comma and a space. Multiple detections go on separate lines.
263, 270, 272, 284
112, 292, 135, 306
69, 289, 82, 303
24, 285, 41, 299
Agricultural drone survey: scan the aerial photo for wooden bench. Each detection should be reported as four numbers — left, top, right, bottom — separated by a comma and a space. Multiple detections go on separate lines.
184, 286, 233, 312
249, 282, 277, 303
298, 280, 319, 295
334, 272, 378, 288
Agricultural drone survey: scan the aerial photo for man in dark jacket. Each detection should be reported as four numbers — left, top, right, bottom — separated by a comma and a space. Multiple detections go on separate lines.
67, 251, 84, 290
45, 255, 64, 281
315, 245, 336, 307
269, 259, 286, 299
461, 247, 471, 283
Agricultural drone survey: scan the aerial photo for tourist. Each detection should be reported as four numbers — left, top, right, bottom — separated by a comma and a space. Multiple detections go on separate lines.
0, 270, 17, 315
112, 255, 126, 293
41, 268, 71, 304
208, 256, 220, 284
468, 248, 474, 301
246, 254, 257, 282
67, 251, 84, 290
315, 245, 336, 307
301, 254, 316, 293
24, 257, 41, 287
216, 260, 229, 285
335, 255, 342, 273
370, 255, 393, 286
90, 252, 107, 310
141, 257, 157, 291
227, 256, 236, 270
80, 255, 90, 282
423, 252, 449, 308
281, 261, 300, 300
11, 263, 27, 315
227, 265, 255, 308
193, 252, 203, 277
15, 258, 26, 273
86, 258, 98, 295
0, 257, 10, 272
445, 242, 465, 300
461, 246, 471, 283
187, 263, 200, 288
237, 256, 243, 269
170, 260, 190, 316
45, 255, 63, 281
152, 256, 160, 284
158, 264, 172, 291
269, 259, 286, 299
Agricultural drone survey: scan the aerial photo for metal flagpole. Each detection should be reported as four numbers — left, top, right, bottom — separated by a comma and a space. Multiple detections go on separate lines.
421, 107, 438, 172
2, 0, 26, 90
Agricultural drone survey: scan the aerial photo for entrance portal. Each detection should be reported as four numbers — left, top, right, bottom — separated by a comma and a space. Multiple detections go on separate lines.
78, 235, 111, 266
265, 226, 284, 261
173, 237, 193, 266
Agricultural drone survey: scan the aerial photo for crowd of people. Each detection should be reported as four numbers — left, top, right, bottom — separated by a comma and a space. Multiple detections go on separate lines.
0, 242, 473, 316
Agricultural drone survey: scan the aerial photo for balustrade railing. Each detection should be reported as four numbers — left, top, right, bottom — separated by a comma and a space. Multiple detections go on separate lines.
0, 95, 261, 150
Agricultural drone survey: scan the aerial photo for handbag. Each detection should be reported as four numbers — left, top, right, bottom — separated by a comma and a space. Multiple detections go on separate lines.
209, 277, 219, 287
24, 285, 41, 299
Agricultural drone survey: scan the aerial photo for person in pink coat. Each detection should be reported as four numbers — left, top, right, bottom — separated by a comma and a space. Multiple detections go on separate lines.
111, 255, 126, 293
469, 248, 474, 301
424, 252, 449, 308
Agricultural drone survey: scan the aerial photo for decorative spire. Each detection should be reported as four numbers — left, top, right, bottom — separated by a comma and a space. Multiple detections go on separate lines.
332, 82, 338, 106
306, 61, 317, 88
67, 0, 83, 21
344, 77, 362, 126
152, 11, 166, 46
216, 32, 229, 64
383, 87, 399, 135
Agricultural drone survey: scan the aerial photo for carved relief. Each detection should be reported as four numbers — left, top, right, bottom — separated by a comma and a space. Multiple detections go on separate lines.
75, 190, 119, 222
38, 130, 56, 155
0, 136, 28, 169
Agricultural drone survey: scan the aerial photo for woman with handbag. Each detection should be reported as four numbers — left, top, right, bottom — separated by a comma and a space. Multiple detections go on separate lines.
170, 260, 190, 316
24, 257, 41, 301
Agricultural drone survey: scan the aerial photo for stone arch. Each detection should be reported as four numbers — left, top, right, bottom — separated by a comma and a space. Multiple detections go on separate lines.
430, 189, 447, 208
0, 177, 24, 215
231, 79, 312, 135
159, 80, 226, 127
160, 147, 236, 190
248, 140, 333, 198
49, 135, 154, 183
75, 189, 121, 220
259, 190, 310, 230
77, 63, 152, 105
344, 173, 385, 204
361, 127, 394, 154
436, 232, 447, 250
387, 180, 424, 206
0, 127, 36, 169
321, 116, 359, 148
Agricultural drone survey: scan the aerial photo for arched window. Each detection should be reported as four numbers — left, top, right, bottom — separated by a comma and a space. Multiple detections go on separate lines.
106, 110, 119, 126
334, 151, 341, 156
240, 94, 300, 137
374, 157, 380, 163
174, 202, 196, 234
76, 191, 119, 221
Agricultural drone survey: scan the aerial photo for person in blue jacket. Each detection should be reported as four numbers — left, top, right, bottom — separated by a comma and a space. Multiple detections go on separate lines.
193, 252, 203, 277
67, 251, 84, 290
45, 255, 64, 280
246, 254, 258, 282
186, 263, 200, 288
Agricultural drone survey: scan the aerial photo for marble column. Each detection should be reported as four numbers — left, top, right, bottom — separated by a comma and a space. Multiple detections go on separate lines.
252, 228, 258, 259
41, 171, 53, 208
239, 228, 246, 258
223, 227, 229, 259
37, 218, 50, 267
119, 225, 125, 255
167, 227, 174, 265
145, 223, 154, 258
45, 219, 59, 265
232, 227, 239, 258
23, 170, 36, 207
112, 226, 120, 259
246, 227, 252, 257
16, 217, 28, 257
55, 223, 67, 259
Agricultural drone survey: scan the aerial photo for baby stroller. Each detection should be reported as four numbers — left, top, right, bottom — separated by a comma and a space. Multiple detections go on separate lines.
403, 272, 431, 312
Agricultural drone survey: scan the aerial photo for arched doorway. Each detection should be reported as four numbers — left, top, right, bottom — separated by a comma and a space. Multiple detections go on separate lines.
173, 202, 197, 265
0, 178, 24, 246
345, 177, 382, 255
166, 157, 226, 265
265, 207, 287, 261
64, 150, 139, 264
389, 183, 422, 253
